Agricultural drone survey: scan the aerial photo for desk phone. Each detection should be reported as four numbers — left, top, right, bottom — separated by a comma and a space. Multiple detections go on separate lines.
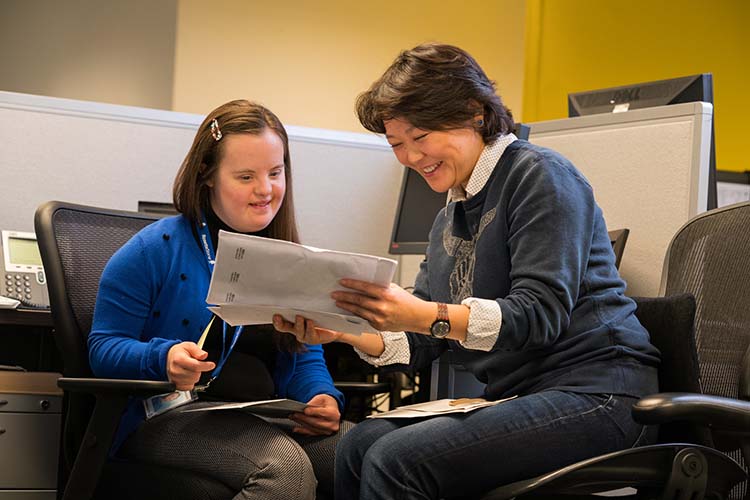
1, 230, 50, 309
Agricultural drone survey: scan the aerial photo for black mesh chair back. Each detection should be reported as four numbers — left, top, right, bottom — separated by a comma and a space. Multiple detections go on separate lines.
660, 201, 750, 499
35, 201, 233, 500
36, 203, 157, 379
35, 202, 157, 483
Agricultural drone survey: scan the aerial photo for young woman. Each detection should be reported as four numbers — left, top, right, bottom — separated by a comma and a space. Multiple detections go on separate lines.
274, 44, 661, 499
89, 100, 348, 499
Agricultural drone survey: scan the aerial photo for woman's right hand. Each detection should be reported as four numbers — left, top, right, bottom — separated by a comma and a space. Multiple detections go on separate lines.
166, 341, 215, 390
273, 314, 386, 357
272, 314, 344, 345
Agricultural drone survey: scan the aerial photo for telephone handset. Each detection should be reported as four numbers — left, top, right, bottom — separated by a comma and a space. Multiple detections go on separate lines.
1, 230, 50, 309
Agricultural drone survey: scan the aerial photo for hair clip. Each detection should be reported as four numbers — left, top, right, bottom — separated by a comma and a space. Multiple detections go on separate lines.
210, 119, 223, 141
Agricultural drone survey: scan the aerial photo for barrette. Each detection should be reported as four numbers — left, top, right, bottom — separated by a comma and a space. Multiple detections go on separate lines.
210, 119, 223, 141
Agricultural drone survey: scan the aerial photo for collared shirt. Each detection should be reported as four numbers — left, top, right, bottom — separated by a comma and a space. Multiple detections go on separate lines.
356, 134, 518, 366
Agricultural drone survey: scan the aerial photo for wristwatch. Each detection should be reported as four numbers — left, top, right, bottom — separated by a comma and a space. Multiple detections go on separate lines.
429, 302, 451, 338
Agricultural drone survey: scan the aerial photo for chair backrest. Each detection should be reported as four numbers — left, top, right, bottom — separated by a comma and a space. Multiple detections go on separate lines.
34, 201, 158, 479
661, 201, 750, 400
608, 228, 630, 269
34, 201, 158, 378
659, 200, 750, 499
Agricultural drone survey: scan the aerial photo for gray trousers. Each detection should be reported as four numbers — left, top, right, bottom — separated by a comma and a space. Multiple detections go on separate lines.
119, 401, 352, 500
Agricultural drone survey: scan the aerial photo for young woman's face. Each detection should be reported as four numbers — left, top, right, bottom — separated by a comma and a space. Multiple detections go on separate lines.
207, 129, 286, 232
384, 117, 485, 193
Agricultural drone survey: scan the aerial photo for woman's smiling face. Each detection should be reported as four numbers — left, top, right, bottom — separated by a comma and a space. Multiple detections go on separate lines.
384, 117, 485, 193
207, 129, 286, 232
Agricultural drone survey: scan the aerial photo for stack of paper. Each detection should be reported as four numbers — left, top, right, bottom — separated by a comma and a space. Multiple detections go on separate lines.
206, 231, 398, 335
367, 396, 517, 419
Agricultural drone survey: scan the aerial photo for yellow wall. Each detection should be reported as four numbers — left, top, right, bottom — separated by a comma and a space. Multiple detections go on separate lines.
524, 0, 750, 172
173, 0, 527, 133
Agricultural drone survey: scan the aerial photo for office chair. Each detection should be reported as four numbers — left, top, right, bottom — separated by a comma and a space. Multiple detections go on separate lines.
650, 200, 750, 499
608, 228, 630, 269
34, 201, 234, 500
432, 205, 750, 499
476, 293, 746, 500
325, 342, 396, 422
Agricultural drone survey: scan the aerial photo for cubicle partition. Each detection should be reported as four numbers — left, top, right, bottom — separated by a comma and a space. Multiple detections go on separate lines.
528, 102, 713, 297
0, 91, 403, 261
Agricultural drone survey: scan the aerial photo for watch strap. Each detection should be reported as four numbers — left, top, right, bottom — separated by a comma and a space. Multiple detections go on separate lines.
436, 302, 449, 322
430, 302, 451, 338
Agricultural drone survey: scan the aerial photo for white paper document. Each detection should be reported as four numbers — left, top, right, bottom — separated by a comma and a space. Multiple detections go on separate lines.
182, 398, 310, 418
367, 396, 517, 419
206, 231, 398, 334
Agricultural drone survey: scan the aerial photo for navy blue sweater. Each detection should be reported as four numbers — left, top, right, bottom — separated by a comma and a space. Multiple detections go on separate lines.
405, 140, 660, 399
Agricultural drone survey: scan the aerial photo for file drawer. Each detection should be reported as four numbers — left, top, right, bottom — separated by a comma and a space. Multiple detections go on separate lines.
0, 372, 61, 500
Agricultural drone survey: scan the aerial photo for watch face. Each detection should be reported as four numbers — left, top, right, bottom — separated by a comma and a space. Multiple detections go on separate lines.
430, 320, 451, 338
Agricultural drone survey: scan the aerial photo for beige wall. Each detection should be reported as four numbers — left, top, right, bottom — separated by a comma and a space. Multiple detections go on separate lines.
0, 0, 177, 110
172, 0, 527, 131
523, 0, 749, 173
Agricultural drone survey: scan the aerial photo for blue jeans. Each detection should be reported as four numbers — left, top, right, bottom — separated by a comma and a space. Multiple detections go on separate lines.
335, 391, 655, 500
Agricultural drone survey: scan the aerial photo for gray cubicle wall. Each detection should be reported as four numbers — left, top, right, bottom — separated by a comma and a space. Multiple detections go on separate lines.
0, 91, 402, 261
528, 102, 713, 297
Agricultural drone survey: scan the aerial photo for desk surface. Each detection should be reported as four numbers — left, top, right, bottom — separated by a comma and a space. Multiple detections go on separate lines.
0, 308, 53, 328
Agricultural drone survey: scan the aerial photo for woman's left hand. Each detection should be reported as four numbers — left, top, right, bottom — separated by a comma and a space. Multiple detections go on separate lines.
290, 394, 341, 436
331, 279, 428, 333
272, 314, 344, 345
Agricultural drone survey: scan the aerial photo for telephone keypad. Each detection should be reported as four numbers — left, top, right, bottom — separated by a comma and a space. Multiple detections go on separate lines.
3, 272, 40, 301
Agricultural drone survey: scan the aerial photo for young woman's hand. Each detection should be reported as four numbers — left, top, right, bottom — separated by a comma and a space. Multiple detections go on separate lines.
289, 394, 341, 436
331, 279, 430, 333
166, 341, 215, 390
272, 314, 344, 345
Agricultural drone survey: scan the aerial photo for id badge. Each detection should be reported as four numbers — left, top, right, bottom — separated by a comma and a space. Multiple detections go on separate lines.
143, 390, 196, 419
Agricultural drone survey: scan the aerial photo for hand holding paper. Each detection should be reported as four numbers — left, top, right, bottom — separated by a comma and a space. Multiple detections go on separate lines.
289, 393, 342, 436
272, 314, 345, 346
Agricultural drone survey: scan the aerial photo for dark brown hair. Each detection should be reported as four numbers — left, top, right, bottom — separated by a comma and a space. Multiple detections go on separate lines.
356, 43, 514, 142
173, 99, 303, 352
173, 99, 300, 244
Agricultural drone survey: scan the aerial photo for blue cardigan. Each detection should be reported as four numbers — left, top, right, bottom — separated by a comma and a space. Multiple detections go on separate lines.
89, 215, 344, 450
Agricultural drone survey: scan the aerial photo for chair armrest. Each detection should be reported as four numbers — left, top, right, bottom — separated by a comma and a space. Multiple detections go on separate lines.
633, 392, 750, 431
56, 377, 175, 500
58, 377, 175, 398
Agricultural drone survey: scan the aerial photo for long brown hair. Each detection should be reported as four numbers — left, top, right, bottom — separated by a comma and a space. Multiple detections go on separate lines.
173, 100, 303, 352
173, 99, 299, 244
356, 43, 515, 142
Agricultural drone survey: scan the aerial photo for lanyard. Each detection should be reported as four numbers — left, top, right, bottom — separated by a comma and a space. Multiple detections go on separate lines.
196, 214, 244, 388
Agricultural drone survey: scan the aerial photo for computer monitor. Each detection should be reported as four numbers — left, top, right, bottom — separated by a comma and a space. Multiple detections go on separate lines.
388, 124, 530, 255
568, 74, 717, 209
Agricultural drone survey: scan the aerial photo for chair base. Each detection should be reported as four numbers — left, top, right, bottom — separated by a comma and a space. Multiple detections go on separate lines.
479, 444, 746, 500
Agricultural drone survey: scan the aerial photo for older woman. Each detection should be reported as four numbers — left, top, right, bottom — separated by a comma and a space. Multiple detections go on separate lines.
275, 43, 660, 499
